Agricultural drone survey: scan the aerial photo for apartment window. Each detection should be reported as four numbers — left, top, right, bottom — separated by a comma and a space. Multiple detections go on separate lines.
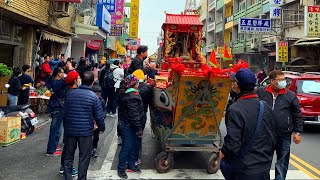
315, 0, 320, 5
230, 32, 233, 41
239, 0, 246, 11
250, 0, 258, 6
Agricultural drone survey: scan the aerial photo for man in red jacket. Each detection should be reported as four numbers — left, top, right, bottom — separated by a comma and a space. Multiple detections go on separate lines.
41, 55, 52, 83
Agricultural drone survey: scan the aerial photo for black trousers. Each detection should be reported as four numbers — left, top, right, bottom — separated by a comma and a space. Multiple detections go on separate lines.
63, 136, 92, 180
92, 129, 100, 149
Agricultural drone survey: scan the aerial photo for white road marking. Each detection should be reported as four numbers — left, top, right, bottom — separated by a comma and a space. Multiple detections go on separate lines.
87, 129, 312, 179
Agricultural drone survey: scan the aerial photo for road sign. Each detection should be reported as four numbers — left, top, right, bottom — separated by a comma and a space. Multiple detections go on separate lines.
239, 18, 271, 34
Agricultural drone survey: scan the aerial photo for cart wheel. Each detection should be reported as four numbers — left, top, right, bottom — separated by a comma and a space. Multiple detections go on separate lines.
206, 152, 220, 174
155, 152, 174, 173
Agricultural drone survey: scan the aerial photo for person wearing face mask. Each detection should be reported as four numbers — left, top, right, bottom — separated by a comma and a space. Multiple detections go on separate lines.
256, 70, 303, 180
220, 68, 276, 180
127, 45, 149, 75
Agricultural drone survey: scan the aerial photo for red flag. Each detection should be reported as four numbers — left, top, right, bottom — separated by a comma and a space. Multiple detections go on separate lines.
223, 43, 232, 59
209, 49, 218, 68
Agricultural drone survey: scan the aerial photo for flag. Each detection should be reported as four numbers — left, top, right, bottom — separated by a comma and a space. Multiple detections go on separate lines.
223, 43, 232, 59
209, 49, 218, 68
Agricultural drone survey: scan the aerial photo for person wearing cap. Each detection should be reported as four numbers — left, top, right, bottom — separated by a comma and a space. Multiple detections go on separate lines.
220, 68, 277, 180
59, 71, 80, 176
256, 70, 303, 180
132, 69, 154, 165
117, 74, 144, 179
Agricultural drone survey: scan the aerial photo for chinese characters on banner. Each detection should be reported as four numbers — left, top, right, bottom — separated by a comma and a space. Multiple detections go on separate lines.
304, 6, 320, 37
276, 42, 288, 62
239, 18, 271, 34
130, 0, 140, 38
110, 0, 124, 36
217, 47, 231, 56
97, 0, 116, 13
269, 0, 283, 19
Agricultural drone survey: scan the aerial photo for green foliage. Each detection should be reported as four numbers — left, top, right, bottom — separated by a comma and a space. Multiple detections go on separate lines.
0, 63, 12, 76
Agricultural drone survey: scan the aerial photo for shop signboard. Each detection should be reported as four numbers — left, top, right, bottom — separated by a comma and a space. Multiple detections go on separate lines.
269, 0, 283, 19
304, 6, 320, 37
96, 4, 111, 33
129, 0, 140, 38
110, 0, 124, 36
276, 41, 288, 62
239, 18, 271, 34
97, 0, 116, 13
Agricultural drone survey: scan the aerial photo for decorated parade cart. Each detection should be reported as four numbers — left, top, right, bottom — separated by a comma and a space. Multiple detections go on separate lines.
150, 12, 248, 174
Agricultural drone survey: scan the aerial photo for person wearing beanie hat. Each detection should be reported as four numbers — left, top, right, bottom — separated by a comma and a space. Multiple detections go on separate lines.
65, 71, 80, 88
117, 74, 144, 179
220, 68, 277, 180
132, 69, 145, 82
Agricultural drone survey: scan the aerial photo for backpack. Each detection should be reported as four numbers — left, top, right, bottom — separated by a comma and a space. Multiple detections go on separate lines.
103, 68, 118, 89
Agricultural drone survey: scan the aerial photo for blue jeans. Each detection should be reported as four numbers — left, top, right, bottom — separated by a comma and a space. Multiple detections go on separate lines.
8, 93, 18, 106
117, 121, 137, 172
275, 134, 291, 180
47, 109, 63, 154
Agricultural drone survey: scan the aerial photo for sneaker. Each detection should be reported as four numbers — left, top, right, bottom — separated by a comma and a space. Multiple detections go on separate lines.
20, 133, 26, 140
110, 113, 117, 118
117, 137, 122, 146
135, 159, 141, 166
92, 148, 98, 158
71, 167, 78, 177
127, 166, 142, 173
46, 150, 62, 156
118, 171, 128, 179
56, 146, 61, 151
59, 166, 64, 174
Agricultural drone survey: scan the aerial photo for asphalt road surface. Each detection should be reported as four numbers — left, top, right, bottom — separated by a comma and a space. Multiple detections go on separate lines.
0, 115, 319, 180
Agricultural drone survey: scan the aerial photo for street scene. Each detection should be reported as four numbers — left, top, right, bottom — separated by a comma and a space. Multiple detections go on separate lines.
0, 0, 320, 180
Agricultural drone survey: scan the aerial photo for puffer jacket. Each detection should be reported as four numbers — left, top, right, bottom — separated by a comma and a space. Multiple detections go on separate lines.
256, 85, 303, 135
221, 93, 277, 175
64, 85, 105, 137
118, 90, 144, 132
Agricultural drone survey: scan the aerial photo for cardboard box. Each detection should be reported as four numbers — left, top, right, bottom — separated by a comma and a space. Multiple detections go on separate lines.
0, 117, 21, 146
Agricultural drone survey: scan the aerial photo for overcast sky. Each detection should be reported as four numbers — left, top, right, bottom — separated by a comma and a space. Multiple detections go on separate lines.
137, 0, 200, 54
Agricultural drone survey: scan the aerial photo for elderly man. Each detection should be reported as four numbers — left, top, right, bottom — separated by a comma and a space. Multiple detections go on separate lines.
220, 68, 277, 180
63, 71, 105, 180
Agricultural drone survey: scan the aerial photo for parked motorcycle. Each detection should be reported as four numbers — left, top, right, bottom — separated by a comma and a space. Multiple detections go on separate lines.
0, 104, 38, 135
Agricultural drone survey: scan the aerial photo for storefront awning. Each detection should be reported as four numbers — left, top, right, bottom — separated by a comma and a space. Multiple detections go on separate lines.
74, 22, 106, 41
87, 40, 101, 50
293, 38, 320, 46
42, 31, 69, 44
116, 41, 126, 55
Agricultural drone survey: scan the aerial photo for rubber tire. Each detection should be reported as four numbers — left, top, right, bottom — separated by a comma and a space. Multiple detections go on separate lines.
155, 152, 174, 173
206, 152, 220, 174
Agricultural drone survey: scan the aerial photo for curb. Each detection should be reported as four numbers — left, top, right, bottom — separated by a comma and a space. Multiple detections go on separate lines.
35, 118, 52, 131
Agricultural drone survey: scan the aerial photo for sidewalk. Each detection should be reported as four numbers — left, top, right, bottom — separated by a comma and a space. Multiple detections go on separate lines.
35, 113, 51, 130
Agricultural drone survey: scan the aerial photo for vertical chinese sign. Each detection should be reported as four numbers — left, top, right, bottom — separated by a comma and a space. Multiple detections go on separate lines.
130, 0, 140, 38
110, 0, 124, 36
304, 6, 320, 37
269, 0, 283, 19
276, 42, 288, 62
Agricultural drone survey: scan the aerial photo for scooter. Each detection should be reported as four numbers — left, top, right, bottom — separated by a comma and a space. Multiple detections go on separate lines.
0, 104, 38, 135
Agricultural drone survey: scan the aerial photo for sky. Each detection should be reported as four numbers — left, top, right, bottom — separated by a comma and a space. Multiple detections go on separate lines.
137, 0, 200, 55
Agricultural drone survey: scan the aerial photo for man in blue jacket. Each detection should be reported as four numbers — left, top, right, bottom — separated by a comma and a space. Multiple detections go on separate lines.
63, 71, 105, 180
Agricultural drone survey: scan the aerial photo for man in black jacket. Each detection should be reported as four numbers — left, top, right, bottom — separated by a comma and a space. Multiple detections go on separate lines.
256, 70, 303, 180
127, 45, 149, 74
220, 68, 277, 180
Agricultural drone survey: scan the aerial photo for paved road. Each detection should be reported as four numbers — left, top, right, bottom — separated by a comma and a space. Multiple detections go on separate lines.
0, 115, 319, 179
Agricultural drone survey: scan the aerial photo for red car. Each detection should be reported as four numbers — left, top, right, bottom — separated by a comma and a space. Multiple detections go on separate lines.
259, 71, 320, 125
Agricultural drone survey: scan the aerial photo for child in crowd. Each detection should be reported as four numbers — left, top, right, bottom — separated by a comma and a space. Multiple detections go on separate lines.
92, 82, 105, 157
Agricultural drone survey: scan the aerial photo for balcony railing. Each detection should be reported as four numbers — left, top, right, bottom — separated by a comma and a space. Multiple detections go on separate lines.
209, 0, 216, 12
208, 22, 215, 32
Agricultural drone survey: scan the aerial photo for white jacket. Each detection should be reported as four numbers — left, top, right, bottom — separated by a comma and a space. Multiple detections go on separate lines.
110, 64, 124, 89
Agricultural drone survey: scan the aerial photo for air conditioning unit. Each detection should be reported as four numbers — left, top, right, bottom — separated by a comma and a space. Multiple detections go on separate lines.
259, 14, 267, 19
251, 38, 259, 49
53, 2, 69, 17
